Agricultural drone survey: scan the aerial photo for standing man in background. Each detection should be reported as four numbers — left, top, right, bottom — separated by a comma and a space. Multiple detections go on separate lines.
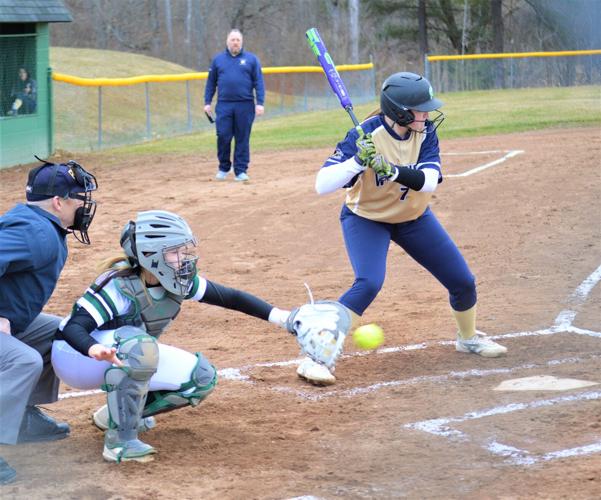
0, 159, 97, 483
204, 29, 265, 182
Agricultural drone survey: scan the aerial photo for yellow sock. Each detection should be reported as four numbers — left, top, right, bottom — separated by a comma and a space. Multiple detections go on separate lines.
452, 305, 477, 340
343, 305, 361, 330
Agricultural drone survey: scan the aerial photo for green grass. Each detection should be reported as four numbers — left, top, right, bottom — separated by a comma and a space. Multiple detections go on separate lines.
50, 47, 600, 156
113, 85, 600, 156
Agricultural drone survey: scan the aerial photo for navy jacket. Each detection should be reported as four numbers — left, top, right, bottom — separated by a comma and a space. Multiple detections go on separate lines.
204, 49, 265, 105
0, 203, 68, 333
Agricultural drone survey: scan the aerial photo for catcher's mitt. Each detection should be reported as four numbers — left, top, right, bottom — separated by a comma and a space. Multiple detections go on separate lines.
286, 300, 351, 369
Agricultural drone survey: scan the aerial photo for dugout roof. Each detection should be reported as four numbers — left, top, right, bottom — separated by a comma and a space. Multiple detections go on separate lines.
0, 0, 72, 23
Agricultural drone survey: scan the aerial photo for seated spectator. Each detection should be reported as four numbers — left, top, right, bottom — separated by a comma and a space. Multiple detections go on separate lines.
8, 68, 37, 116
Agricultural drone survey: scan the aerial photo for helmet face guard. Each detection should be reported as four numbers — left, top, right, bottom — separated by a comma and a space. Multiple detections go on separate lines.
162, 241, 199, 294
65, 160, 98, 244
120, 210, 198, 296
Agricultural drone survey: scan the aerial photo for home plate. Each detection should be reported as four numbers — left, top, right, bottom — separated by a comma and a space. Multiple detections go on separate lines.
494, 375, 599, 391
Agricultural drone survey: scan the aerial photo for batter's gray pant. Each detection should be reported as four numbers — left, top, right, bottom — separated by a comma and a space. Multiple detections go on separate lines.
0, 314, 61, 445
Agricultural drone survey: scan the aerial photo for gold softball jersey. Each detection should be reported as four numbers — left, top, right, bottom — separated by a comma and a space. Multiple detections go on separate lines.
324, 114, 442, 224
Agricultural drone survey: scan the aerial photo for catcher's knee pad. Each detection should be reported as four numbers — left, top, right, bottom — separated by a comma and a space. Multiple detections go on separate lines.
103, 327, 159, 441
143, 353, 217, 418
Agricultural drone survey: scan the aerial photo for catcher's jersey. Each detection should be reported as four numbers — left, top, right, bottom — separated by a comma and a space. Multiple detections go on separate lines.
71, 271, 207, 329
323, 114, 442, 224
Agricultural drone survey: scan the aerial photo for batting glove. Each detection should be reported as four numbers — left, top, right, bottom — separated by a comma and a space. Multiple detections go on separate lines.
354, 133, 376, 166
370, 154, 397, 178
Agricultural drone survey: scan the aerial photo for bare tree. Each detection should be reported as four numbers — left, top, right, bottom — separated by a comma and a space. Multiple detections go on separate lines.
491, 0, 504, 86
164, 0, 174, 59
417, 0, 429, 67
349, 0, 360, 63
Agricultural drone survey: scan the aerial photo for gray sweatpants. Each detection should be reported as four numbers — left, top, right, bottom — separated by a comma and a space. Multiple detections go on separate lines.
0, 314, 61, 445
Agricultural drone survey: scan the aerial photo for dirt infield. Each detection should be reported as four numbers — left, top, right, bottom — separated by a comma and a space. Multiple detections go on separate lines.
1, 128, 600, 499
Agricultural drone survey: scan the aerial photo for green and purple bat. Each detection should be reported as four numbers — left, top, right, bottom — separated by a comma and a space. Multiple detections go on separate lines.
305, 28, 363, 135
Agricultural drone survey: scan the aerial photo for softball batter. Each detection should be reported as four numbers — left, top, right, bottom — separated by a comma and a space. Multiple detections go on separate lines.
51, 210, 291, 463
298, 72, 507, 386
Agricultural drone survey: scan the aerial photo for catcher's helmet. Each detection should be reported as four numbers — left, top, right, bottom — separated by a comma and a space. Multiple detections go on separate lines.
120, 210, 198, 296
380, 72, 443, 127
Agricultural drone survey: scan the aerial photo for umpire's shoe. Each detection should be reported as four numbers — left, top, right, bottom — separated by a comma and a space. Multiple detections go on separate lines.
0, 457, 16, 485
17, 406, 70, 443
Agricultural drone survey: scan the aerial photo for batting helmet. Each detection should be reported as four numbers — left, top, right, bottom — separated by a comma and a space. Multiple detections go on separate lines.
380, 72, 443, 127
120, 210, 198, 296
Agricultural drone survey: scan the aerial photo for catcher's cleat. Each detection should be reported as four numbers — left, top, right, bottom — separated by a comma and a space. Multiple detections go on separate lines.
455, 333, 507, 358
103, 433, 157, 463
93, 404, 156, 433
296, 357, 336, 386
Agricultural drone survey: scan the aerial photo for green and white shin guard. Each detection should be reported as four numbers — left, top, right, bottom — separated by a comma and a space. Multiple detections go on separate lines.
102, 327, 159, 463
143, 353, 217, 418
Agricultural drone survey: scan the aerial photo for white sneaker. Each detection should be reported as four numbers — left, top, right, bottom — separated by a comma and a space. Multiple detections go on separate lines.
93, 404, 156, 432
215, 170, 230, 180
296, 357, 336, 386
456, 333, 507, 357
234, 172, 250, 182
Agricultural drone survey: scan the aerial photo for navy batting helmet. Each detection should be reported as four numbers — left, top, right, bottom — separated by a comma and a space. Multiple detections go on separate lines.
380, 72, 443, 127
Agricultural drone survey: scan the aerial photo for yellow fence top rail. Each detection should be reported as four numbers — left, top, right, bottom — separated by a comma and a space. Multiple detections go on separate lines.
52, 62, 374, 87
427, 49, 601, 62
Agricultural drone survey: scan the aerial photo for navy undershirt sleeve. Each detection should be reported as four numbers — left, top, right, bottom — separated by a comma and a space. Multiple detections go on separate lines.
393, 167, 426, 190
200, 280, 272, 321
58, 307, 99, 357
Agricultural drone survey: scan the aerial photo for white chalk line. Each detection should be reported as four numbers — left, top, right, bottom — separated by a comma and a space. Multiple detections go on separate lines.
405, 390, 601, 466
445, 150, 524, 177
269, 354, 601, 401
59, 262, 601, 401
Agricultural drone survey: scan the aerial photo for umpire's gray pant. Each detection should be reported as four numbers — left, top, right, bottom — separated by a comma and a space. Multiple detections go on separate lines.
0, 314, 61, 445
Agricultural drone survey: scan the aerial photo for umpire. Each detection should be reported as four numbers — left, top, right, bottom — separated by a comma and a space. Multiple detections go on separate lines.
0, 158, 97, 484
204, 28, 265, 182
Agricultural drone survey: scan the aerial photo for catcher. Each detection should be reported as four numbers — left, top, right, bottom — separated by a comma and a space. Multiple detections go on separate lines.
50, 210, 346, 463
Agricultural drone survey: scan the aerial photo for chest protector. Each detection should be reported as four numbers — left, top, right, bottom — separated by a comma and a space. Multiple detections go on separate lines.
113, 275, 184, 339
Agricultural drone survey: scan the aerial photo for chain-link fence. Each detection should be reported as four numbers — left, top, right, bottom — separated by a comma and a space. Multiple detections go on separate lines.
0, 30, 37, 118
425, 50, 601, 93
52, 64, 375, 152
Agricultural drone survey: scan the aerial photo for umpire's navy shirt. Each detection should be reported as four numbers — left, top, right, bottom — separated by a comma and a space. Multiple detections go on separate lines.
204, 49, 265, 105
0, 203, 68, 333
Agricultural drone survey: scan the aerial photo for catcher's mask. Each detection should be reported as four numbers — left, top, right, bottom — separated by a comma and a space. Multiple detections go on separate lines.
26, 157, 98, 244
120, 210, 198, 296
380, 72, 445, 132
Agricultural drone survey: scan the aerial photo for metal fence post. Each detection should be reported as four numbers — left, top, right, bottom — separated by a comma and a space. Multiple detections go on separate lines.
280, 73, 285, 114
370, 54, 376, 99
186, 80, 192, 131
145, 82, 151, 138
98, 86, 103, 149
303, 72, 308, 111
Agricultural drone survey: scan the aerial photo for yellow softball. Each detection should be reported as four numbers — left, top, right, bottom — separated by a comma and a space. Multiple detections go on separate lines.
352, 323, 384, 350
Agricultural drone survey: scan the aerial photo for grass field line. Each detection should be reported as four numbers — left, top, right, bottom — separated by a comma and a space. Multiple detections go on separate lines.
405, 390, 601, 466
58, 264, 600, 401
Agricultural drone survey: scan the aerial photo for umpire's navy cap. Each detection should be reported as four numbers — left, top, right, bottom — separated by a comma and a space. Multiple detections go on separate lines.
26, 158, 96, 201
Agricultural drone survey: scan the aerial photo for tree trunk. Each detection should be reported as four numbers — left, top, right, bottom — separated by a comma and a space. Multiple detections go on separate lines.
349, 0, 360, 63
491, 0, 505, 87
164, 0, 174, 59
417, 0, 428, 72
438, 0, 463, 53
